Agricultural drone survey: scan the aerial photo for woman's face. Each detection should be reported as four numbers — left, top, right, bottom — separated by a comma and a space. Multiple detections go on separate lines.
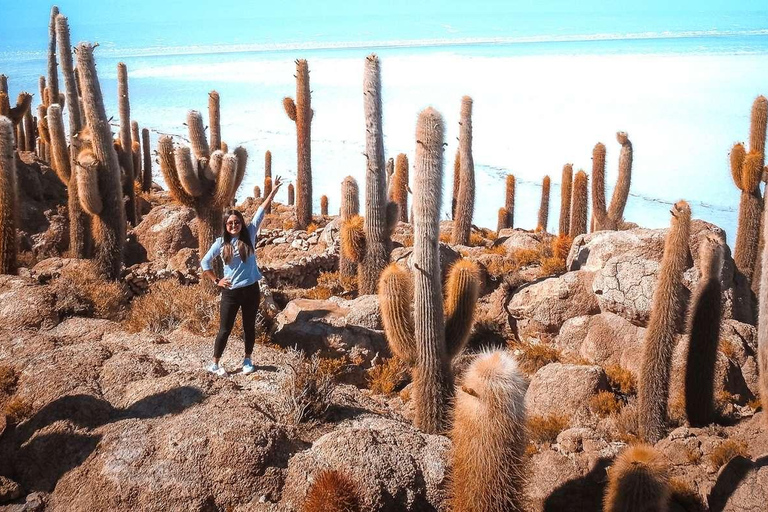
225, 214, 242, 236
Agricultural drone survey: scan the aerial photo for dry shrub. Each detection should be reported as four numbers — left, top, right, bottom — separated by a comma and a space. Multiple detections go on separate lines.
589, 391, 623, 418
439, 232, 452, 244
552, 234, 573, 261
718, 339, 736, 359
124, 280, 218, 335
484, 257, 521, 279
400, 235, 413, 248
715, 390, 736, 410
305, 287, 333, 300
539, 257, 566, 276
281, 348, 335, 424
5, 396, 33, 424
527, 413, 570, 444
468, 314, 508, 350
484, 245, 507, 256
468, 232, 486, 247
524, 443, 539, 457
367, 357, 409, 395
708, 440, 749, 469
17, 251, 38, 269
605, 365, 637, 395
0, 365, 17, 395
51, 262, 127, 320
509, 340, 561, 376
317, 271, 356, 293
306, 222, 319, 234
479, 227, 497, 241
614, 398, 640, 444
283, 218, 297, 230
510, 248, 540, 267
685, 446, 702, 465
669, 478, 707, 512
302, 469, 362, 512
747, 397, 762, 410
318, 356, 351, 382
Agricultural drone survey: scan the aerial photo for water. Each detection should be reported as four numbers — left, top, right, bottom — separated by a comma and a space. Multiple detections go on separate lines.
2, 5, 768, 244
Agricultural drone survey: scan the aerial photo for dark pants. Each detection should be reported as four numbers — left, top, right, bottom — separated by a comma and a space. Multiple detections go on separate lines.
213, 281, 260, 359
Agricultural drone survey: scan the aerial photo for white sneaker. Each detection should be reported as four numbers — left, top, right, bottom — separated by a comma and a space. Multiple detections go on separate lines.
206, 362, 226, 377
242, 358, 255, 375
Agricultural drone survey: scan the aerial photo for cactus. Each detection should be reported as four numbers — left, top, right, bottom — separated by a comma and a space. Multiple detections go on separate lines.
288, 183, 295, 205
116, 63, 137, 226
452, 149, 460, 219
757, 169, 768, 428
393, 153, 409, 222
339, 176, 360, 279
638, 200, 691, 443
559, 164, 573, 236
74, 43, 127, 279
157, 103, 247, 281
208, 90, 221, 151
536, 175, 550, 232
0, 117, 18, 274
302, 470, 362, 512
141, 128, 151, 192
320, 194, 328, 216
603, 444, 670, 512
592, 133, 633, 231
504, 174, 515, 229
131, 121, 141, 188
55, 15, 81, 137
452, 96, 475, 246
497, 207, 508, 233
23, 109, 35, 153
263, 150, 272, 213
450, 350, 528, 512
569, 170, 588, 238
283, 59, 312, 229
0, 93, 9, 118
685, 235, 723, 427
253, 185, 261, 198
47, 6, 60, 107
0, 75, 7, 94
732, 96, 768, 283
343, 54, 395, 294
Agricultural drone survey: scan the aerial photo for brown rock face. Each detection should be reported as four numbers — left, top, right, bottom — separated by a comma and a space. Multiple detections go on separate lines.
0, 275, 58, 331
524, 363, 610, 418
132, 204, 198, 261
281, 416, 450, 511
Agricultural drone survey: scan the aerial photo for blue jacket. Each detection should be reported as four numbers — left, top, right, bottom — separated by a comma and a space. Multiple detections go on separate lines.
201, 207, 266, 289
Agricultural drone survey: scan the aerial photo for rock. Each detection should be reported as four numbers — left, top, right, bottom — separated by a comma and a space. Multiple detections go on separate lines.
556, 428, 601, 454
579, 313, 645, 373
525, 363, 610, 418
554, 316, 592, 355
132, 204, 197, 261
281, 416, 450, 511
30, 207, 69, 259
0, 476, 22, 503
391, 243, 460, 283
497, 228, 550, 253
166, 248, 200, 277
31, 257, 94, 284
708, 455, 768, 511
507, 271, 600, 334
272, 297, 387, 363
0, 275, 58, 331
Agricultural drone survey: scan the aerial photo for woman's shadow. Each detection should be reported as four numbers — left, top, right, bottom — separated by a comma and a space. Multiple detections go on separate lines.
0, 386, 204, 493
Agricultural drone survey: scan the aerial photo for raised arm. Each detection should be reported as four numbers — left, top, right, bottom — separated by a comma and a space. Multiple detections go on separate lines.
258, 175, 284, 215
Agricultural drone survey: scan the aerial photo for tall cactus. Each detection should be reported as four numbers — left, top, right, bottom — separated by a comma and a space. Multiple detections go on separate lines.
158, 106, 247, 272
75, 43, 126, 279
569, 170, 588, 238
263, 150, 272, 213
758, 174, 768, 427
537, 175, 551, 232
0, 75, 7, 94
378, 107, 481, 434
497, 208, 508, 233
141, 127, 152, 192
341, 54, 395, 294
47, 6, 60, 107
0, 117, 18, 274
283, 59, 312, 229
451, 351, 528, 512
287, 183, 294, 205
592, 133, 633, 231
732, 96, 767, 283
320, 195, 328, 216
638, 200, 691, 443
208, 90, 221, 151
452, 96, 475, 246
23, 109, 35, 153
393, 153, 409, 222
55, 14, 80, 135
685, 235, 723, 427
504, 174, 515, 229
117, 63, 137, 226
559, 164, 573, 236
452, 149, 460, 219
339, 176, 360, 279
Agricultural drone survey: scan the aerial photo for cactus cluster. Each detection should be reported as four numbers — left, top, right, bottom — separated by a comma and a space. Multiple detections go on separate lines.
341, 55, 398, 295
591, 132, 633, 231
452, 96, 475, 246
378, 107, 481, 433
283, 59, 313, 229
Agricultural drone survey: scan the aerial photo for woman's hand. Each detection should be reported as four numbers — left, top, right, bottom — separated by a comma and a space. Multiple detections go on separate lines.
273, 175, 284, 191
217, 277, 232, 289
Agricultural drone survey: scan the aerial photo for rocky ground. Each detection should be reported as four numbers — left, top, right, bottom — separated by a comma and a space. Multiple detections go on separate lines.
0, 153, 766, 511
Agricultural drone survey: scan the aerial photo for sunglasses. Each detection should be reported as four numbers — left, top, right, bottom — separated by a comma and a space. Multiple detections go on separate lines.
226, 220, 241, 226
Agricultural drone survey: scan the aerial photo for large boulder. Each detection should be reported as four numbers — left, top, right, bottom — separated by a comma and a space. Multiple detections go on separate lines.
497, 228, 551, 253
391, 243, 460, 283
579, 312, 645, 372
281, 416, 450, 511
525, 363, 610, 418
272, 296, 386, 363
0, 275, 58, 331
508, 271, 600, 334
131, 204, 197, 262
708, 455, 768, 511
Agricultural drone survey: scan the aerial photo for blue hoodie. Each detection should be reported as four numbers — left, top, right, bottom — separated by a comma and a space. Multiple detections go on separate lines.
200, 207, 266, 289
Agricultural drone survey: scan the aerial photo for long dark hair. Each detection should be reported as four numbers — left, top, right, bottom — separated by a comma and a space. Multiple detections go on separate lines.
221, 209, 254, 264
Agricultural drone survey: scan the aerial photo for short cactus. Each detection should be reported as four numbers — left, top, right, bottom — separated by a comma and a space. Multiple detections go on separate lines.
253, 185, 261, 198
339, 176, 360, 279
141, 127, 151, 192
288, 183, 295, 205
283, 59, 312, 229
592, 133, 633, 231
302, 470, 362, 512
504, 174, 515, 229
537, 175, 550, 232
604, 444, 670, 512
0, 116, 18, 274
559, 164, 573, 236
450, 350, 528, 512
452, 96, 475, 246
320, 194, 328, 216
497, 207, 508, 233
263, 150, 272, 213
569, 170, 588, 238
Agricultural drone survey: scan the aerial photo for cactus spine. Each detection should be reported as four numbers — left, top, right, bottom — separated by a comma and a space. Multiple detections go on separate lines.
559, 164, 573, 236
452, 96, 475, 246
75, 43, 127, 279
208, 90, 221, 151
283, 59, 312, 229
339, 176, 360, 279
47, 6, 60, 107
0, 117, 18, 274
393, 153, 409, 222
320, 195, 328, 216
141, 128, 152, 192
263, 150, 272, 213
592, 133, 633, 231
604, 444, 670, 512
450, 351, 528, 512
638, 200, 691, 443
684, 236, 723, 427
569, 170, 588, 238
117, 63, 137, 226
537, 175, 550, 232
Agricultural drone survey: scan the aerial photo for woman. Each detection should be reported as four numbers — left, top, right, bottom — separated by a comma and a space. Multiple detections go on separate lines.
201, 176, 284, 376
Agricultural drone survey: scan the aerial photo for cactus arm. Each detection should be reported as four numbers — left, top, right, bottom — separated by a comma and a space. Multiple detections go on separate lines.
283, 97, 297, 121
46, 104, 71, 182
207, 150, 224, 180
186, 110, 210, 159
379, 263, 417, 365
233, 146, 248, 193
9, 93, 32, 126
443, 259, 481, 360
0, 93, 9, 117
174, 146, 203, 197
591, 142, 607, 230
341, 215, 366, 263
208, 90, 221, 151
607, 132, 633, 223
157, 135, 195, 207
76, 151, 103, 215
213, 153, 239, 208
750, 95, 767, 158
